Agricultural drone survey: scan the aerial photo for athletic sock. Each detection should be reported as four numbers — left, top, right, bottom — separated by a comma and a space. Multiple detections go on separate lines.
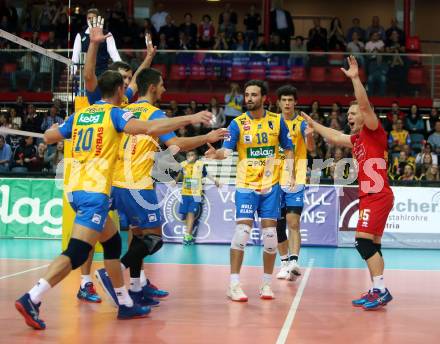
289, 255, 298, 262
263, 273, 272, 285
230, 274, 240, 284
114, 286, 134, 307
373, 275, 386, 293
280, 254, 289, 262
29, 278, 51, 304
80, 275, 92, 288
130, 278, 142, 292
140, 270, 147, 287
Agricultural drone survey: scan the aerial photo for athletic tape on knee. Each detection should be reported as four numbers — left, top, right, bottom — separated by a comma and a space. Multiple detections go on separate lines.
263, 227, 278, 254
101, 232, 122, 260
355, 238, 378, 260
62, 238, 93, 270
231, 224, 251, 251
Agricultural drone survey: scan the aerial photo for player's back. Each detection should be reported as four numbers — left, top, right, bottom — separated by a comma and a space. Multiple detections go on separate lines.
65, 101, 125, 195
112, 100, 161, 190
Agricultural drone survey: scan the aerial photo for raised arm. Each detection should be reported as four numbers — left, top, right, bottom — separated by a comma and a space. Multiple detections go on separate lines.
301, 112, 353, 148
341, 55, 378, 130
84, 17, 112, 92
128, 33, 157, 94
124, 111, 213, 137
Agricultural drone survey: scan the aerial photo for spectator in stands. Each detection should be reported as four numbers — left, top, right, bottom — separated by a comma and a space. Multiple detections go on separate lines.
402, 144, 416, 165
365, 32, 386, 96
0, 15, 8, 31
0, 113, 10, 129
45, 141, 63, 173
71, 8, 121, 76
9, 108, 22, 129
309, 100, 322, 121
213, 31, 229, 50
1, 0, 18, 32
366, 16, 385, 41
270, 1, 294, 50
386, 30, 407, 96
385, 18, 405, 46
389, 119, 410, 152
421, 164, 439, 181
399, 164, 416, 181
11, 51, 38, 91
386, 101, 406, 122
427, 121, 440, 153
151, 2, 168, 33
347, 31, 365, 53
5, 123, 21, 152
307, 18, 327, 51
346, 17, 366, 42
244, 4, 261, 46
20, 2, 35, 32
426, 107, 439, 134
107, 1, 127, 42
218, 11, 236, 44
198, 15, 215, 49
30, 142, 49, 172
232, 31, 251, 51
178, 31, 196, 50
41, 105, 63, 132
290, 35, 307, 66
22, 104, 43, 133
121, 17, 139, 48
11, 136, 36, 173
0, 135, 12, 173
179, 13, 198, 46
38, 0, 57, 31
328, 17, 346, 51
137, 18, 158, 48
268, 32, 286, 51
206, 97, 225, 129
224, 83, 243, 126
52, 7, 68, 47
157, 15, 177, 49
219, 2, 238, 26
405, 104, 424, 134
169, 100, 183, 116
30, 31, 43, 45
14, 96, 26, 116
416, 143, 438, 166
189, 100, 201, 114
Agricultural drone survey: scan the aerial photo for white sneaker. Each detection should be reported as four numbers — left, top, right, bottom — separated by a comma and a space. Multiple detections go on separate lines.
227, 282, 248, 302
259, 283, 275, 300
287, 260, 302, 281
276, 261, 290, 279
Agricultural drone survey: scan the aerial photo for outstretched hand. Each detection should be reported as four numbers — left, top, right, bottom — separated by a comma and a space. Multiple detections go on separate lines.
300, 111, 315, 129
88, 16, 112, 44
145, 33, 157, 60
206, 128, 229, 143
340, 55, 359, 79
204, 143, 218, 159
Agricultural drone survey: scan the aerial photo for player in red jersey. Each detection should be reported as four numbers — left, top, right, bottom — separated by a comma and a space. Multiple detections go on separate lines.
302, 56, 394, 310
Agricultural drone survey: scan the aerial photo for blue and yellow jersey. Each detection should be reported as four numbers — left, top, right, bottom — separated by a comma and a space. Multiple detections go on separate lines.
389, 129, 411, 146
280, 114, 308, 186
86, 87, 134, 107
59, 100, 134, 195
181, 160, 207, 197
223, 111, 293, 190
112, 100, 176, 190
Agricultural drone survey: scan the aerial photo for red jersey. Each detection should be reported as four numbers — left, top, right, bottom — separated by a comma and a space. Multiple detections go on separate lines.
350, 122, 393, 198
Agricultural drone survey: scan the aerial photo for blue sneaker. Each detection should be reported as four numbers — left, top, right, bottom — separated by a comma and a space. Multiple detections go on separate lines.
77, 282, 102, 303
129, 290, 160, 307
95, 268, 118, 307
362, 288, 393, 310
352, 289, 380, 307
117, 303, 151, 320
143, 282, 169, 299
15, 293, 46, 330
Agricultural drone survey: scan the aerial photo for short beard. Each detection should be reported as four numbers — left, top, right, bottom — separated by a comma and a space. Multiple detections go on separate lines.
246, 101, 261, 111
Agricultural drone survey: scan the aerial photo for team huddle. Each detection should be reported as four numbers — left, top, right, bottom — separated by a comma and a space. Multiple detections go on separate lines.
15, 17, 394, 331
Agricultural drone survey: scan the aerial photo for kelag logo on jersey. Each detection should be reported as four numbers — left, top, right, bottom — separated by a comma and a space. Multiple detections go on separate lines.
246, 146, 275, 159
76, 112, 105, 125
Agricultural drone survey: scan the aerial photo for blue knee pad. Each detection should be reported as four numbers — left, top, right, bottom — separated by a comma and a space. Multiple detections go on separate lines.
101, 232, 122, 260
62, 238, 93, 270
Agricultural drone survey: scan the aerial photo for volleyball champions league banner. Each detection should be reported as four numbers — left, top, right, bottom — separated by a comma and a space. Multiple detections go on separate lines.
338, 186, 440, 249
157, 184, 340, 247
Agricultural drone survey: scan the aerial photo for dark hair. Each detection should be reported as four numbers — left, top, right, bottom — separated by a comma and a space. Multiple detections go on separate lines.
109, 61, 132, 72
136, 68, 162, 96
184, 12, 192, 18
277, 85, 298, 101
244, 80, 268, 96
87, 8, 100, 16
0, 135, 5, 142
97, 70, 124, 98
202, 14, 211, 21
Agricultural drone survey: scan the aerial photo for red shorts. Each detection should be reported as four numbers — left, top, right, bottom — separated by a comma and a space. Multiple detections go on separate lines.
356, 192, 394, 236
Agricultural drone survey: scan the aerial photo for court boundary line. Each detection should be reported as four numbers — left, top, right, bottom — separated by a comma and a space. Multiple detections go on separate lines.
0, 264, 49, 281
276, 259, 314, 344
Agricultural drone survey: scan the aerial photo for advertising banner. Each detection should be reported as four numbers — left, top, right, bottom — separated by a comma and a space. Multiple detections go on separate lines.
338, 186, 440, 248
158, 184, 339, 246
0, 178, 63, 238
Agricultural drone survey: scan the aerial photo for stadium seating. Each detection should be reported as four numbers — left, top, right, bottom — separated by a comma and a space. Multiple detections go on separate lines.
169, 64, 187, 81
